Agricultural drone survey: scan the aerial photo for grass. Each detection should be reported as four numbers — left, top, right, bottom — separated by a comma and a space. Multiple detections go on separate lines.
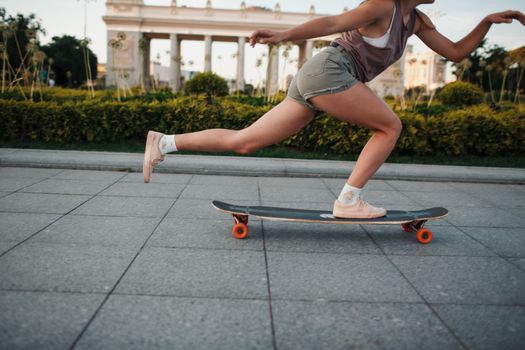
1, 140, 524, 168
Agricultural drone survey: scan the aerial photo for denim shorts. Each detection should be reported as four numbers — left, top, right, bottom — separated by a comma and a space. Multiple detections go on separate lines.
287, 44, 360, 111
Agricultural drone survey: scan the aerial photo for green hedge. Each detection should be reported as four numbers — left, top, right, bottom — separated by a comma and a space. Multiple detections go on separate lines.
1, 97, 524, 156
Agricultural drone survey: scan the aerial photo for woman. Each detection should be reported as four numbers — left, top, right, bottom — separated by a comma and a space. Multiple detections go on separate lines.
143, 0, 524, 218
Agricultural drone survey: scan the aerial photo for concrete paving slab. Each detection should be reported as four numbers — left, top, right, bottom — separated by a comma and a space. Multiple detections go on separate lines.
508, 207, 525, 219
267, 251, 422, 302
433, 304, 525, 350
0, 291, 104, 350
260, 187, 335, 202
461, 227, 525, 257
147, 218, 263, 250
0, 243, 136, 293
361, 190, 419, 207
0, 193, 90, 214
0, 166, 63, 179
0, 191, 11, 199
390, 255, 525, 304
272, 300, 462, 350
120, 172, 192, 184
189, 174, 259, 186
180, 184, 259, 201
72, 196, 174, 217
20, 179, 109, 195
323, 178, 396, 192
469, 191, 525, 209
0, 242, 15, 255
0, 212, 60, 242
167, 198, 260, 220
402, 190, 492, 208
259, 177, 326, 189
445, 206, 525, 228
451, 182, 525, 195
75, 295, 272, 350
386, 181, 459, 192
0, 177, 43, 191
263, 221, 381, 255
100, 182, 185, 198
51, 169, 126, 182
450, 183, 525, 208
508, 258, 525, 272
365, 225, 496, 257
31, 215, 160, 248
116, 247, 268, 298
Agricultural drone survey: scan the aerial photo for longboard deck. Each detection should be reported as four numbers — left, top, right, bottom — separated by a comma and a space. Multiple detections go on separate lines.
212, 200, 448, 225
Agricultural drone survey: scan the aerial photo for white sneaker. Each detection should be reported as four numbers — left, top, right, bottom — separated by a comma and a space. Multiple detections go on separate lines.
333, 195, 386, 219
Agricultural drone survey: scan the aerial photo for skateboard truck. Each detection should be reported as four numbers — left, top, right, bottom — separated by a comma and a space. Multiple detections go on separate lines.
232, 214, 249, 239
401, 220, 433, 244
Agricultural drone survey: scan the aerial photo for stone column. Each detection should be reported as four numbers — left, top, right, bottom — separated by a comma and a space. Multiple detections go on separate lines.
305, 40, 314, 61
236, 36, 245, 92
169, 33, 182, 92
142, 36, 151, 89
266, 45, 279, 96
204, 35, 212, 72
298, 42, 306, 68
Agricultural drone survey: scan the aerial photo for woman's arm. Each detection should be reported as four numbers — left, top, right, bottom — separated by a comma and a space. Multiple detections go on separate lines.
249, 0, 393, 47
416, 10, 525, 62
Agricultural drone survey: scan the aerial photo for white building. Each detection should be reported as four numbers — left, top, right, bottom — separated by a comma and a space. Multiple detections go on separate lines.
103, 0, 338, 94
404, 44, 447, 92
366, 54, 407, 98
104, 1, 451, 97
366, 45, 449, 98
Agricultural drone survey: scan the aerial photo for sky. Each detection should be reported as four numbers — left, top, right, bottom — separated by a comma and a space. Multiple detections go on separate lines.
1, 0, 524, 85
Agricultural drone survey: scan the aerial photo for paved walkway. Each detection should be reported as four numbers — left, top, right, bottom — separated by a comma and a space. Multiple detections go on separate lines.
0, 165, 524, 349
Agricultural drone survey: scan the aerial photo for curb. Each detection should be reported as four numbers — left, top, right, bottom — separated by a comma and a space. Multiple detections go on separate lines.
1, 148, 524, 184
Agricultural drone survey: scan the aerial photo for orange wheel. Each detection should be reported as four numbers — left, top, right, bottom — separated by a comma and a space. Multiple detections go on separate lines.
416, 228, 432, 244
401, 223, 412, 233
232, 223, 248, 239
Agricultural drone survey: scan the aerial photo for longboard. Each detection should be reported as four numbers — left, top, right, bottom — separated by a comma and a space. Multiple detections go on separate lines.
212, 200, 448, 244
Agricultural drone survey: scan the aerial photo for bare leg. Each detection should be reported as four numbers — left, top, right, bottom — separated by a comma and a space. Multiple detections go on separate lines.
310, 82, 402, 188
175, 99, 316, 154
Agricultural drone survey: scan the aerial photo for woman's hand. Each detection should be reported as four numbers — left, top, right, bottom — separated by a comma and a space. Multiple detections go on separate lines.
249, 29, 286, 47
485, 10, 525, 25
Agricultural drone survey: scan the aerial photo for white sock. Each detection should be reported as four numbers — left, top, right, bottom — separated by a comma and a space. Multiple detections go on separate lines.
159, 135, 178, 154
338, 183, 362, 205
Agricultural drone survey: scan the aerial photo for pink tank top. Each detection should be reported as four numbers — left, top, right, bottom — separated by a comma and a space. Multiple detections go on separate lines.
334, 0, 417, 82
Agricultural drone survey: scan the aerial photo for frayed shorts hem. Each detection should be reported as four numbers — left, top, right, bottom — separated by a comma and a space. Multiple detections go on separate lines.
286, 45, 361, 112
302, 82, 359, 106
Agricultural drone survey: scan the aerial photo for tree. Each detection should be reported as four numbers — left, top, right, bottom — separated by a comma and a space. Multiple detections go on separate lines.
0, 8, 46, 87
507, 46, 525, 103
451, 39, 508, 94
40, 35, 97, 87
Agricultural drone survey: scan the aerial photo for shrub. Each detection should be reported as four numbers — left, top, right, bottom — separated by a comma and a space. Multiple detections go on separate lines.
1, 98, 523, 157
412, 102, 455, 116
438, 81, 484, 106
183, 72, 229, 97
425, 105, 525, 156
